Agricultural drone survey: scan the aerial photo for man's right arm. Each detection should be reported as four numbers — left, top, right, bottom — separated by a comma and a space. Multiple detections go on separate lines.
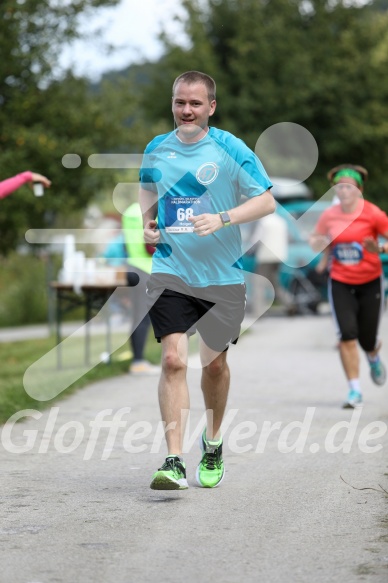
139, 187, 160, 246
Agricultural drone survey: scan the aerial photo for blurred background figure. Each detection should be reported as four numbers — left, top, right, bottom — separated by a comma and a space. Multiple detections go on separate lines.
100, 230, 128, 267
99, 228, 131, 319
252, 211, 294, 314
239, 222, 259, 313
123, 202, 161, 376
0, 171, 51, 200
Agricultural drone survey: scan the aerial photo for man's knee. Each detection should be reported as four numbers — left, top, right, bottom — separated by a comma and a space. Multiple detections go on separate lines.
162, 350, 186, 374
203, 355, 227, 377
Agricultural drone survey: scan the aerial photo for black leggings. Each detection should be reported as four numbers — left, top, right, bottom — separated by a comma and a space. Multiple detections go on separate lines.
328, 277, 385, 352
127, 267, 152, 361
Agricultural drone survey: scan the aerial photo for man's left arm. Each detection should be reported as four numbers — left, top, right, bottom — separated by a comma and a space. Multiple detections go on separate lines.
190, 190, 275, 236
226, 190, 275, 225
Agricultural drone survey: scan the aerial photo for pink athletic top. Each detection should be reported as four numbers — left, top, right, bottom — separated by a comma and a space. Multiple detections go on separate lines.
0, 171, 32, 200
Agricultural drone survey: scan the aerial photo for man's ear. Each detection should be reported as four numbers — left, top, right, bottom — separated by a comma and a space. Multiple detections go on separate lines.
209, 100, 217, 116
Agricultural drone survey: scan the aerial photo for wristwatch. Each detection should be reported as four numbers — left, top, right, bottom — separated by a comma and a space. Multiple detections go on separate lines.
219, 211, 231, 227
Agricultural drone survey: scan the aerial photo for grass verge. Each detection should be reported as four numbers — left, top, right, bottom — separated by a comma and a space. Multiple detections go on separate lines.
0, 330, 161, 425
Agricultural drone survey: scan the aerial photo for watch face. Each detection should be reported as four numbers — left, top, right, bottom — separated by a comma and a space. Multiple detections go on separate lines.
220, 212, 231, 224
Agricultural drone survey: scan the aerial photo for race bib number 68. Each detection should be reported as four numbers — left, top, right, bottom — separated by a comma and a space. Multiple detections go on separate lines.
165, 194, 212, 233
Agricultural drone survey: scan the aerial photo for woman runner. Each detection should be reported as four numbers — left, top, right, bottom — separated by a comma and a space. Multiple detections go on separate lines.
310, 164, 388, 408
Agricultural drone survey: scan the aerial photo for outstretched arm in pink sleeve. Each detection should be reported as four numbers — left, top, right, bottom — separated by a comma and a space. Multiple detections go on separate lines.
0, 171, 51, 200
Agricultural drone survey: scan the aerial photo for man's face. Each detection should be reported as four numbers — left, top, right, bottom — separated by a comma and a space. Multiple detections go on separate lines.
172, 81, 216, 141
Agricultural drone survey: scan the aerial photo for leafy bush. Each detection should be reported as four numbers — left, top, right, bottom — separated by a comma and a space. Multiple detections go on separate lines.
0, 252, 53, 326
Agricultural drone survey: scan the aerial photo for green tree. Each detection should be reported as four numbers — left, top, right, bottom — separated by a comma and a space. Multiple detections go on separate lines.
0, 0, 135, 253
140, 0, 388, 207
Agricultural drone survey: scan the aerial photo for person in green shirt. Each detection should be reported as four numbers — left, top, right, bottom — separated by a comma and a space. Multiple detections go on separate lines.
122, 202, 161, 375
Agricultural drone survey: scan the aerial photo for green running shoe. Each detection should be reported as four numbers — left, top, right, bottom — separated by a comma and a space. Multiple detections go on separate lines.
196, 430, 225, 488
150, 455, 189, 490
369, 358, 387, 386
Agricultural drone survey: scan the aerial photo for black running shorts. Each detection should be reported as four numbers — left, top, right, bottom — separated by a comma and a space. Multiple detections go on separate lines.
146, 273, 246, 352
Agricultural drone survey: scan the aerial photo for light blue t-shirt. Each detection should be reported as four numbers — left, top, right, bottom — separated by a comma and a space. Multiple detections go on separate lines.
140, 127, 272, 287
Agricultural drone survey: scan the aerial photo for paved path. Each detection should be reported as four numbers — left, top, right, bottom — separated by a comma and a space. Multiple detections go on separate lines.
0, 316, 130, 343
1, 313, 388, 583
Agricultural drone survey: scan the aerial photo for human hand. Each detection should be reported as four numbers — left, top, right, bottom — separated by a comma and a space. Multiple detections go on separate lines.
315, 256, 328, 274
309, 233, 331, 252
30, 172, 51, 188
363, 236, 379, 254
144, 220, 160, 245
189, 213, 223, 237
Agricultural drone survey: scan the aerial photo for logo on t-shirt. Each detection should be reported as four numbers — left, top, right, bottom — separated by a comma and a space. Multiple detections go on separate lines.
196, 162, 219, 185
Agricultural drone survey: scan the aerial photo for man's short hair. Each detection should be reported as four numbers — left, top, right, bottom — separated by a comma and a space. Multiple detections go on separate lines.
172, 71, 216, 102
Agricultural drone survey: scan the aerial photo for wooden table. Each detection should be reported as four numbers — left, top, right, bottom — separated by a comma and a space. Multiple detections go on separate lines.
50, 281, 128, 368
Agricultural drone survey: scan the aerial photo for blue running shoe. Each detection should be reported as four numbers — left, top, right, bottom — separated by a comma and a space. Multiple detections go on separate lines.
369, 358, 386, 386
342, 390, 363, 409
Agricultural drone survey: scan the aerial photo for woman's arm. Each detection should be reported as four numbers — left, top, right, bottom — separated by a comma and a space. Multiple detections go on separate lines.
309, 232, 331, 253
364, 234, 388, 254
0, 172, 33, 200
0, 171, 51, 200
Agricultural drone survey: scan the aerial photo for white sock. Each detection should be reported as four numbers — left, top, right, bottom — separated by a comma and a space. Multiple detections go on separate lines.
349, 379, 361, 393
205, 430, 222, 445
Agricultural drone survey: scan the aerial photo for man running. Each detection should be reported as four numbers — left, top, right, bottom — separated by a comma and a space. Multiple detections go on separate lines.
140, 71, 275, 489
